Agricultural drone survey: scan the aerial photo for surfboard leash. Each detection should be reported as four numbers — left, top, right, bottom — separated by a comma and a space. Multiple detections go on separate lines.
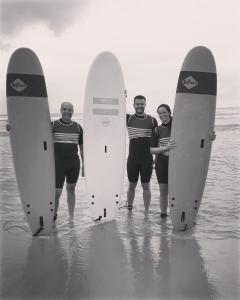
180, 212, 188, 231
2, 221, 28, 233
118, 200, 128, 209
94, 216, 102, 222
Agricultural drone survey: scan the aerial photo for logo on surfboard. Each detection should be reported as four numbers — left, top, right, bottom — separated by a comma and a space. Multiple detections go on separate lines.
102, 118, 111, 127
10, 78, 28, 92
182, 76, 199, 89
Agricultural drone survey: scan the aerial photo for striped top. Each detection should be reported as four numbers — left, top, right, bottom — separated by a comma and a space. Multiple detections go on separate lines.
128, 126, 153, 140
52, 119, 83, 161
127, 114, 158, 161
53, 132, 80, 144
150, 118, 172, 157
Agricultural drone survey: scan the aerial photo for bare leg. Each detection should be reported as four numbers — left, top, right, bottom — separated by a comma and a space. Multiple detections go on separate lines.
66, 183, 76, 218
127, 182, 137, 208
141, 182, 151, 211
159, 183, 168, 215
54, 188, 62, 219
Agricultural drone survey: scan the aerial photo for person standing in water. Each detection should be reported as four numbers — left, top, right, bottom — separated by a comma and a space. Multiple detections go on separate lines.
150, 104, 175, 218
126, 95, 158, 211
150, 104, 216, 218
52, 102, 84, 220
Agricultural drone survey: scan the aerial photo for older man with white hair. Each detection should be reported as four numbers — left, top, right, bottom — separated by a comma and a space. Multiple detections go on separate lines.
52, 102, 84, 221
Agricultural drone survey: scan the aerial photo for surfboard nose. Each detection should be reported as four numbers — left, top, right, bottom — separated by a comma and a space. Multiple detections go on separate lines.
88, 51, 124, 83
7, 47, 44, 75
181, 46, 216, 73
94, 51, 118, 65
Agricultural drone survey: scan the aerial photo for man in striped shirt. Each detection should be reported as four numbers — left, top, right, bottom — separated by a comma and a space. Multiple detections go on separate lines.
126, 95, 158, 211
52, 102, 83, 220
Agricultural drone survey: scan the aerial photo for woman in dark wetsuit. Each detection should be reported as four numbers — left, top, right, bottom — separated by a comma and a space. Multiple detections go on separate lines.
150, 104, 216, 218
150, 104, 175, 218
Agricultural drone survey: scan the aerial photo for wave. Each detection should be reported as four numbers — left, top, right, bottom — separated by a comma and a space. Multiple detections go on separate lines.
0, 132, 9, 137
215, 124, 240, 131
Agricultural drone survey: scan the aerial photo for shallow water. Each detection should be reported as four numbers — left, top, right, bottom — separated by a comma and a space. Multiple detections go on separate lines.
0, 107, 239, 299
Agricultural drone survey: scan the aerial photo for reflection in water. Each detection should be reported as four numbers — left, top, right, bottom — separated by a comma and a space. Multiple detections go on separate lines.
167, 234, 216, 299
124, 212, 216, 299
23, 236, 68, 299
59, 222, 91, 299
126, 212, 157, 298
70, 221, 133, 299
1, 109, 239, 299
20, 220, 134, 299
155, 233, 171, 298
0, 210, 224, 299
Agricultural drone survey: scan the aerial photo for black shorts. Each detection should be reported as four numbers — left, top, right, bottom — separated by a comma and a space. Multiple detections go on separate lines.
127, 157, 153, 183
155, 154, 169, 184
55, 158, 80, 189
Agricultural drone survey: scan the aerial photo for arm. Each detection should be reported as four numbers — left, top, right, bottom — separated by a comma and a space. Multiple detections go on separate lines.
150, 127, 164, 155
153, 117, 158, 128
79, 143, 84, 163
79, 143, 84, 177
126, 114, 130, 127
150, 125, 176, 154
150, 140, 176, 155
78, 124, 84, 176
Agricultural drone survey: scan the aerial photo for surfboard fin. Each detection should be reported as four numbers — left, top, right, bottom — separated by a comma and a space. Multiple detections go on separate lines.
32, 216, 44, 237
181, 211, 186, 222
43, 141, 47, 150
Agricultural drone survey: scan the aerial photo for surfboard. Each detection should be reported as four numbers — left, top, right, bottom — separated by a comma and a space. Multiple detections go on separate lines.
83, 51, 126, 221
169, 46, 217, 231
6, 48, 55, 236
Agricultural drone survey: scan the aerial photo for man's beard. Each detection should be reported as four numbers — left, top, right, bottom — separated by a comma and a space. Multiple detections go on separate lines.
136, 108, 144, 114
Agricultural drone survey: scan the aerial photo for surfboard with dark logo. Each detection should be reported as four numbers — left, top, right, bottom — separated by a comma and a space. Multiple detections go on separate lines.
169, 46, 217, 231
6, 48, 55, 236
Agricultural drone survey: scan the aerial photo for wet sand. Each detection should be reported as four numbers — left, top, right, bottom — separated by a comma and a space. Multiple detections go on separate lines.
1, 209, 239, 300
1, 108, 240, 299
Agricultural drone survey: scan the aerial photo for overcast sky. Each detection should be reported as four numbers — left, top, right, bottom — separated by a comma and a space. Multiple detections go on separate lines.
1, 0, 240, 114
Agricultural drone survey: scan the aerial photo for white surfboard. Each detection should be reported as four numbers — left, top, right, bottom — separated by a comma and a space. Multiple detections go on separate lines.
6, 48, 55, 236
169, 46, 217, 231
83, 52, 126, 221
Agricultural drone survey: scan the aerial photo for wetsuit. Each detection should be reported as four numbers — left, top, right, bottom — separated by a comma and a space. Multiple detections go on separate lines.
127, 114, 158, 183
150, 118, 172, 183
52, 119, 83, 189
